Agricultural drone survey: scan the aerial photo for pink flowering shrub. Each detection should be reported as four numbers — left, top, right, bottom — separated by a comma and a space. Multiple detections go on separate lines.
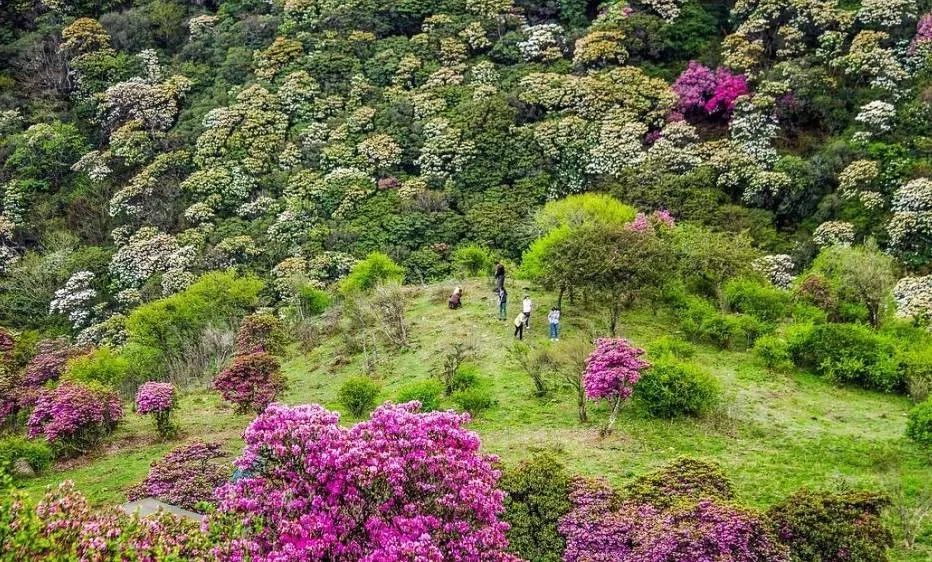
672, 61, 748, 118
22, 340, 79, 387
2, 480, 213, 560
0, 327, 13, 353
233, 313, 287, 356
559, 478, 789, 562
213, 351, 285, 414
627, 210, 676, 233
584, 338, 649, 435
210, 402, 519, 561
26, 381, 123, 456
909, 13, 932, 54
135, 381, 177, 438
128, 441, 229, 510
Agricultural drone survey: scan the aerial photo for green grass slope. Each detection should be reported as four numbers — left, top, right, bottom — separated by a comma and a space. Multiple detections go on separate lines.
18, 279, 932, 560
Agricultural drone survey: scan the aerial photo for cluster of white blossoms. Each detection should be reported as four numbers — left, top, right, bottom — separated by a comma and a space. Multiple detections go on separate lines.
812, 220, 856, 247
237, 195, 279, 219
892, 275, 932, 322
517, 24, 566, 62
97, 74, 192, 132
835, 31, 908, 93
0, 109, 23, 135
752, 254, 796, 289
357, 134, 403, 173
0, 215, 18, 274
49, 271, 97, 330
108, 227, 191, 289
744, 170, 793, 206
646, 121, 702, 174
642, 0, 683, 22
109, 120, 156, 165
729, 99, 780, 166
76, 313, 128, 347
887, 177, 932, 255
271, 256, 309, 297
854, 100, 897, 135
188, 14, 219, 39
586, 117, 647, 176
181, 165, 256, 213
71, 150, 112, 182
210, 235, 261, 268
416, 118, 476, 181
856, 0, 917, 29
838, 159, 884, 209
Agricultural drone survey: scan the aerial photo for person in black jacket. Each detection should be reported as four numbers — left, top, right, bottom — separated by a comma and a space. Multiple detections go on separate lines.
494, 262, 505, 292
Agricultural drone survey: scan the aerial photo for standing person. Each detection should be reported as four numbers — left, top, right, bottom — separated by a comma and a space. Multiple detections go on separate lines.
522, 294, 532, 328
513, 312, 526, 340
494, 262, 506, 292
548, 306, 561, 341
498, 288, 508, 320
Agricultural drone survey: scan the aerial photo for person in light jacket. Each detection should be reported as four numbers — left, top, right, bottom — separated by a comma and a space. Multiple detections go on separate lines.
514, 312, 526, 340
522, 294, 532, 328
548, 307, 561, 341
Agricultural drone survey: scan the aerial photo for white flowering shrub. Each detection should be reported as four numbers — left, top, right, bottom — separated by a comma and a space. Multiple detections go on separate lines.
97, 75, 192, 132
641, 0, 683, 22
188, 14, 219, 39
181, 166, 256, 211
587, 117, 646, 176
729, 100, 779, 166
887, 177, 932, 260
108, 227, 192, 289
49, 271, 97, 330
812, 221, 856, 247
838, 159, 883, 209
854, 100, 897, 135
517, 24, 566, 62
109, 120, 156, 165
892, 275, 932, 322
357, 134, 403, 174
646, 120, 702, 173
109, 151, 189, 219
416, 118, 476, 181
856, 0, 917, 29
71, 150, 112, 182
752, 254, 795, 289
237, 196, 279, 218
271, 256, 309, 297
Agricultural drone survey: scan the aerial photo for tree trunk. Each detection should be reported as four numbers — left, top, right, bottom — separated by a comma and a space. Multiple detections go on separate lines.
600, 396, 622, 437
557, 286, 565, 309
577, 384, 588, 423
609, 294, 620, 336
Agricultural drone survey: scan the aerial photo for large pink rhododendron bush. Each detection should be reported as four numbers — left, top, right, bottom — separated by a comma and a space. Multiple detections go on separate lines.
211, 401, 520, 561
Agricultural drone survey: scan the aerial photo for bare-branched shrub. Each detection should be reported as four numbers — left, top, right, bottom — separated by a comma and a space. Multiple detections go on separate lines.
165, 326, 235, 388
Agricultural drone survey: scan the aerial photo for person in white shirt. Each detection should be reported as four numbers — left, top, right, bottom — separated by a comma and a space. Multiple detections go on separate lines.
522, 295, 532, 328
548, 307, 561, 341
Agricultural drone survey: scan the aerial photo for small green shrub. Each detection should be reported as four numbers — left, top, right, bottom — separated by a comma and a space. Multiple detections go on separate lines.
896, 345, 932, 402
624, 457, 734, 510
452, 244, 495, 277
62, 347, 130, 388
0, 436, 54, 478
234, 313, 288, 355
680, 296, 765, 350
753, 334, 792, 371
297, 286, 331, 316
451, 363, 481, 393
906, 398, 932, 445
396, 380, 444, 412
501, 454, 572, 562
339, 252, 404, 294
338, 376, 381, 417
647, 336, 696, 360
787, 323, 903, 392
724, 278, 792, 323
635, 360, 720, 418
452, 386, 494, 416
767, 489, 892, 562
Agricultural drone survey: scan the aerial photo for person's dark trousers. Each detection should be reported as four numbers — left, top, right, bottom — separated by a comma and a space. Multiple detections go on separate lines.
524, 313, 530, 328
499, 302, 507, 320
514, 324, 523, 340
550, 322, 559, 339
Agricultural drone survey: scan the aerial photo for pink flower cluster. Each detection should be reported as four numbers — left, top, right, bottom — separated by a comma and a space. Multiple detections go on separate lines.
559, 478, 789, 562
10, 480, 212, 560
135, 382, 175, 414
22, 340, 78, 387
211, 402, 519, 561
27, 381, 123, 454
627, 210, 675, 233
909, 13, 932, 54
0, 327, 13, 353
128, 441, 229, 511
584, 338, 649, 401
672, 61, 749, 117
213, 351, 285, 414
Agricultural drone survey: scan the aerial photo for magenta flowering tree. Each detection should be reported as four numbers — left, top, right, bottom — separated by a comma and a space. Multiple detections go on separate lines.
22, 341, 78, 387
672, 61, 748, 118
128, 441, 229, 510
626, 210, 676, 233
27, 381, 123, 456
584, 338, 649, 435
211, 402, 520, 561
559, 478, 789, 562
213, 351, 286, 414
909, 13, 931, 54
135, 381, 177, 439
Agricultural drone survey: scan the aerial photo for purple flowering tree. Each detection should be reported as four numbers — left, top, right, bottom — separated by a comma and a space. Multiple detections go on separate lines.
584, 338, 649, 436
559, 478, 789, 562
27, 381, 123, 456
211, 402, 520, 561
672, 61, 748, 118
128, 441, 229, 510
135, 381, 177, 439
213, 351, 285, 414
